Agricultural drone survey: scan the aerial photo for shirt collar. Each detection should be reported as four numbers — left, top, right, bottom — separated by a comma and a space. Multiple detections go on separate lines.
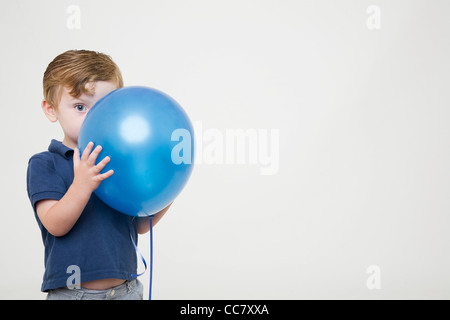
48, 139, 74, 159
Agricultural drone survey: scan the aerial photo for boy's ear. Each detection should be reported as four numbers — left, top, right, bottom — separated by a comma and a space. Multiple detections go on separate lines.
41, 100, 58, 123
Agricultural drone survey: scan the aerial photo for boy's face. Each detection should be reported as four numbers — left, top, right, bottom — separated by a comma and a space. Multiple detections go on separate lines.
42, 80, 118, 149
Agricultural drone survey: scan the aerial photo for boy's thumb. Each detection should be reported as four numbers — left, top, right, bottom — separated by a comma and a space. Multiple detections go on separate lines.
73, 147, 80, 166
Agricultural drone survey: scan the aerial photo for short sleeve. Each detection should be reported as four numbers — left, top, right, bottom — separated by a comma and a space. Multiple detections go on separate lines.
26, 154, 67, 210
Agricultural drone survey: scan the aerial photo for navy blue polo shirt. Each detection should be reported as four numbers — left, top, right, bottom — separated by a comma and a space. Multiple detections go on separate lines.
26, 140, 138, 292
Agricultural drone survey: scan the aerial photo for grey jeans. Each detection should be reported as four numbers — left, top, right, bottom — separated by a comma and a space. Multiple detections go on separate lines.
46, 279, 144, 300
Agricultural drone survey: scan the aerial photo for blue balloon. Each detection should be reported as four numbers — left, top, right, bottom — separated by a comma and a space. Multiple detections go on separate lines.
78, 86, 195, 217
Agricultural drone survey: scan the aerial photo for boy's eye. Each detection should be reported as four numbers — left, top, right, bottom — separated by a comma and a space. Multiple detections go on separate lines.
74, 104, 87, 112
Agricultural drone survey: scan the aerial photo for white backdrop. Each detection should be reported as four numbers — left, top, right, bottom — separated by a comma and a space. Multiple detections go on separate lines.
1, 0, 449, 299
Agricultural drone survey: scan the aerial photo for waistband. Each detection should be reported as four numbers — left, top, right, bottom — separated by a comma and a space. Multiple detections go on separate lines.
48, 279, 140, 300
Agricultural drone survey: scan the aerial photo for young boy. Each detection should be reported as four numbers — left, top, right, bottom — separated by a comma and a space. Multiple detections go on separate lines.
27, 50, 170, 300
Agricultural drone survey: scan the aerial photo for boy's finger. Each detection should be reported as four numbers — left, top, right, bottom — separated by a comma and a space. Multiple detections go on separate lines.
96, 169, 114, 181
88, 145, 103, 165
93, 156, 110, 173
81, 141, 94, 161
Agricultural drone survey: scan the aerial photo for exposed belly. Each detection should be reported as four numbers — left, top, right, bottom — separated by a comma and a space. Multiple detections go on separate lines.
81, 278, 126, 290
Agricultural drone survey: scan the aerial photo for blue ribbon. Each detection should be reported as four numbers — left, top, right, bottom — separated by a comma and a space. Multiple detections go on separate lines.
130, 216, 153, 300
148, 215, 153, 300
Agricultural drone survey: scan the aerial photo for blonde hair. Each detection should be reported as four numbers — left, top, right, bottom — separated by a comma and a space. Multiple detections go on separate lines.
43, 50, 124, 109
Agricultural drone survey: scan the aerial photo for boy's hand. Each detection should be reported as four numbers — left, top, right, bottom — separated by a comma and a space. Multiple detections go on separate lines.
35, 142, 114, 237
72, 141, 114, 198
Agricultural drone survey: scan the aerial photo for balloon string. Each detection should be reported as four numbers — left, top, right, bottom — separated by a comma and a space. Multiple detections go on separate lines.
149, 215, 153, 300
130, 232, 147, 277
130, 216, 154, 300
